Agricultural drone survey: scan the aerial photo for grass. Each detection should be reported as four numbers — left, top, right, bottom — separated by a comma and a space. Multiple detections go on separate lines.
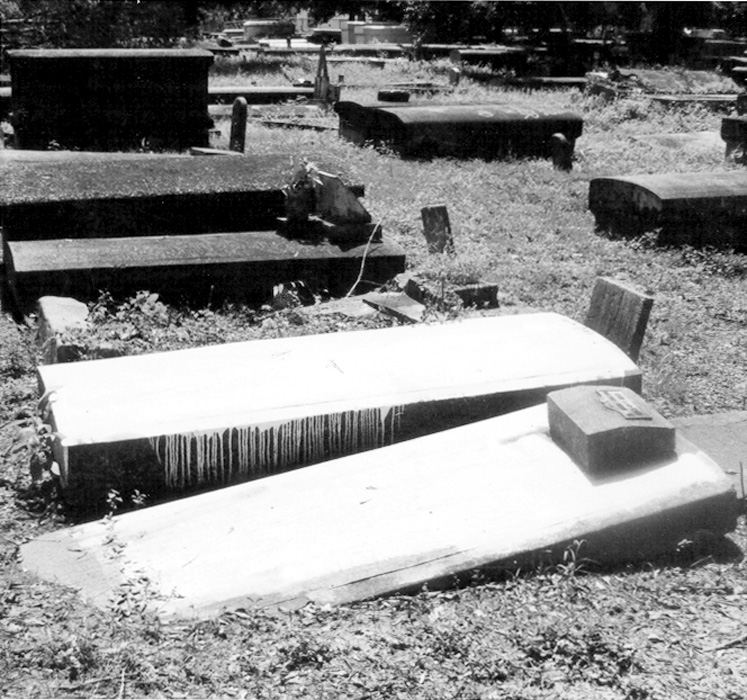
1, 57, 747, 698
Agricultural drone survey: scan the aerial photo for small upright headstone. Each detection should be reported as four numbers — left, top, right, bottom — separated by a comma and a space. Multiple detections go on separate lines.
421, 205, 455, 254
548, 385, 676, 474
550, 132, 573, 171
229, 97, 248, 153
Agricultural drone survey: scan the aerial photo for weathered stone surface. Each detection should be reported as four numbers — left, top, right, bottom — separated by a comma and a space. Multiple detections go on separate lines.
585, 277, 653, 362
453, 281, 499, 309
421, 205, 454, 254
0, 152, 362, 240
36, 296, 90, 364
548, 385, 676, 474
35, 312, 641, 509
335, 101, 583, 160
9, 49, 213, 151
361, 291, 425, 323
6, 231, 406, 312
589, 171, 747, 249
229, 97, 248, 153
19, 402, 737, 619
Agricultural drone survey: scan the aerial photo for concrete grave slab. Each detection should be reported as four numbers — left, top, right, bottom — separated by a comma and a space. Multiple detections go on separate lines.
335, 101, 583, 160
6, 231, 405, 312
0, 151, 363, 240
20, 403, 737, 620
588, 171, 747, 249
36, 313, 641, 509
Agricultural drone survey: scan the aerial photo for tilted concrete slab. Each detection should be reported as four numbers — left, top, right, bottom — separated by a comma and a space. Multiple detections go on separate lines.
20, 403, 737, 620
36, 313, 641, 510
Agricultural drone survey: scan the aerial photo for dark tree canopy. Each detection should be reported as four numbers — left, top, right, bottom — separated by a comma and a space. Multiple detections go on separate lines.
1, 0, 745, 50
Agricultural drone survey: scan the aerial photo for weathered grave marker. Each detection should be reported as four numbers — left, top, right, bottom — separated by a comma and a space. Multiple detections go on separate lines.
36, 313, 641, 509
0, 152, 363, 240
588, 171, 747, 250
6, 231, 404, 311
421, 205, 454, 254
21, 402, 736, 619
550, 132, 573, 171
585, 277, 654, 362
548, 385, 675, 474
0, 151, 404, 311
229, 97, 248, 153
335, 101, 583, 160
8, 49, 214, 151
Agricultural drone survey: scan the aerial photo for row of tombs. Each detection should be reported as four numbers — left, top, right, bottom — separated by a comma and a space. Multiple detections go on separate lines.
0, 48, 743, 621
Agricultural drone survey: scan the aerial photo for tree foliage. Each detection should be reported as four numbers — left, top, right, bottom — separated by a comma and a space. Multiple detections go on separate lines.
1, 0, 195, 49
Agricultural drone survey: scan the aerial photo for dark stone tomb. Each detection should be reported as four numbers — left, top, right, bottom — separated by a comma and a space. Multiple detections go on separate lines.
0, 152, 364, 240
8, 49, 214, 151
589, 172, 747, 249
1, 152, 405, 312
335, 101, 583, 160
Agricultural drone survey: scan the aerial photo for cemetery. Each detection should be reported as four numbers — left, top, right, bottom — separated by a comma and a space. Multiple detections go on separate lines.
1, 1, 747, 697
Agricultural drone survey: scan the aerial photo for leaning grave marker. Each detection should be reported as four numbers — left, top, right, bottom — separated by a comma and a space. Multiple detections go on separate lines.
8, 49, 214, 151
